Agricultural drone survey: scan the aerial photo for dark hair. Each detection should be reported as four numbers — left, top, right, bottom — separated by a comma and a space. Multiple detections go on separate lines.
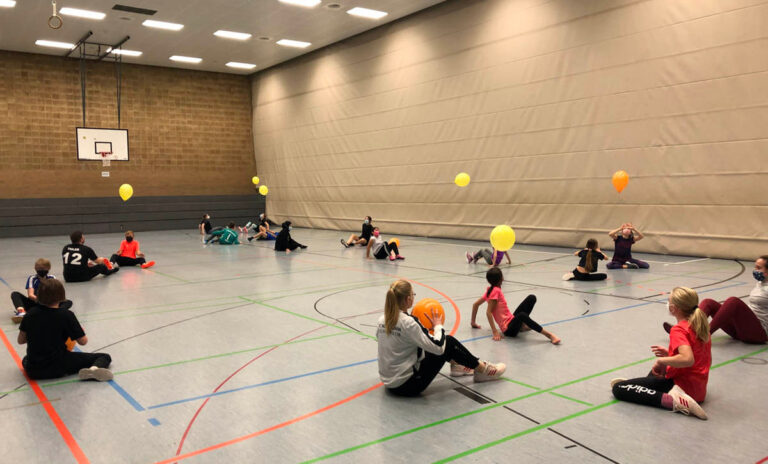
485, 267, 503, 297
70, 230, 83, 243
228, 222, 235, 229
585, 238, 598, 272
38, 278, 66, 306
759, 256, 768, 267
366, 216, 372, 221
282, 221, 291, 229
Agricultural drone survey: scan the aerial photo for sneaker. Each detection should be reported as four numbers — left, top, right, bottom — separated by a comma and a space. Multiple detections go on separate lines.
245, 221, 253, 230
450, 361, 474, 377
11, 309, 25, 324
474, 361, 506, 382
626, 262, 639, 269
300, 245, 308, 249
141, 261, 155, 269
104, 260, 113, 270
396, 255, 405, 260
107, 267, 120, 276
78, 366, 114, 382
668, 385, 707, 420
610, 377, 627, 388
247, 236, 254, 242
389, 256, 396, 261
466, 251, 474, 263
341, 239, 349, 248
663, 322, 673, 334
562, 272, 575, 281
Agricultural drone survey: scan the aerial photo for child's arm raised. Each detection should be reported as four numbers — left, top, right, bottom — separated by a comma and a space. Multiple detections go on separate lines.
470, 297, 485, 329
486, 299, 502, 341
632, 225, 645, 241
608, 226, 622, 240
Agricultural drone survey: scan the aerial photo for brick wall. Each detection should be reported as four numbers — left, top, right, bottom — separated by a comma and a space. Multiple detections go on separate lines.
0, 50, 257, 198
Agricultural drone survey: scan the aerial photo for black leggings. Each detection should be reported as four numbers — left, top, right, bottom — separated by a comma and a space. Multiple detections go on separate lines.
23, 351, 112, 380
374, 242, 400, 259
612, 373, 674, 408
11, 292, 34, 311
388, 335, 479, 397
573, 268, 607, 281
64, 265, 110, 282
110, 254, 146, 266
503, 294, 544, 336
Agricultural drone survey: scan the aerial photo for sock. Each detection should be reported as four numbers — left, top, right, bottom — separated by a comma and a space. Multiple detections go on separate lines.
661, 393, 673, 410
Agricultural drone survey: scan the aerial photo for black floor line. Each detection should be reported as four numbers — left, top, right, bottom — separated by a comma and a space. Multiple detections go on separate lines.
313, 287, 366, 333
548, 427, 621, 463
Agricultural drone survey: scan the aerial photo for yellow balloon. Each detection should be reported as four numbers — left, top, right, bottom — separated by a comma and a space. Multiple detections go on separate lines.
251, 176, 260, 185
259, 185, 269, 196
490, 225, 516, 251
118, 184, 133, 202
454, 172, 470, 187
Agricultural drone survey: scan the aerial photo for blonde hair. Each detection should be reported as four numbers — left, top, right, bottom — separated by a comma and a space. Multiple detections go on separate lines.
384, 280, 412, 334
34, 258, 51, 271
670, 286, 710, 342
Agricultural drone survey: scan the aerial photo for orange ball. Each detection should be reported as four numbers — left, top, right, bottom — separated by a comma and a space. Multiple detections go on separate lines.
410, 298, 445, 334
389, 238, 400, 248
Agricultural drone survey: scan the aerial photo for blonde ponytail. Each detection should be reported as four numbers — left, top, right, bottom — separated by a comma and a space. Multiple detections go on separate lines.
670, 287, 710, 343
385, 280, 412, 334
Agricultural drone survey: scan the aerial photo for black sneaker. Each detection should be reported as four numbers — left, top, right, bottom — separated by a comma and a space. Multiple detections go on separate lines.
300, 245, 308, 249
107, 267, 120, 276
247, 236, 254, 242
663, 322, 672, 334
340, 239, 349, 248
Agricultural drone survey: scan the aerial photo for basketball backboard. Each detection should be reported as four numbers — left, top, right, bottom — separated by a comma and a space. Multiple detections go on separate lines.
76, 127, 129, 161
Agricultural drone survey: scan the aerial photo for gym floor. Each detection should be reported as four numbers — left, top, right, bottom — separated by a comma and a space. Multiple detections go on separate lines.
1, 229, 766, 463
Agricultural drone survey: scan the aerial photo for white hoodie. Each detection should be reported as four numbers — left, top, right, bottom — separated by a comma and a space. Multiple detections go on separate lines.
376, 311, 445, 388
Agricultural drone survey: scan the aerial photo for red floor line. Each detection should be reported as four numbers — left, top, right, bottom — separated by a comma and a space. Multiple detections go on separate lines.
160, 268, 461, 463
174, 325, 329, 456
0, 330, 89, 464
756, 456, 768, 464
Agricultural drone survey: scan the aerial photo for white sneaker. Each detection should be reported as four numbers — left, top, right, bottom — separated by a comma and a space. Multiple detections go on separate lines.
668, 385, 707, 420
610, 377, 627, 387
474, 361, 506, 382
450, 361, 474, 377
78, 366, 114, 382
562, 272, 574, 281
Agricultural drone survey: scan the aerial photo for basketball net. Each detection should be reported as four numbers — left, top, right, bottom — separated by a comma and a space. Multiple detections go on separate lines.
100, 151, 112, 167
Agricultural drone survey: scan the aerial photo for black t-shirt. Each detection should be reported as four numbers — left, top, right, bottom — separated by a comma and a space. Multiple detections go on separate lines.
201, 219, 212, 233
578, 249, 604, 271
19, 304, 85, 368
62, 243, 98, 278
360, 223, 374, 240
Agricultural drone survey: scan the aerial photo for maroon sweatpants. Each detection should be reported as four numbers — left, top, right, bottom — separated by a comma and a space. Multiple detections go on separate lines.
700, 297, 768, 344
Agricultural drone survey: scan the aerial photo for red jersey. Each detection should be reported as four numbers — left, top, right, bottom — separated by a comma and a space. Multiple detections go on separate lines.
665, 320, 711, 402
119, 240, 140, 258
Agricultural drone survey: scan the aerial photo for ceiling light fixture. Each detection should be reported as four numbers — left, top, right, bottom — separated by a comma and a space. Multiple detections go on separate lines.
59, 7, 106, 20
143, 19, 183, 31
279, 0, 321, 8
170, 55, 202, 63
214, 30, 252, 40
276, 39, 311, 48
347, 7, 388, 19
108, 48, 143, 57
226, 62, 257, 70
0, 0, 17, 8
35, 39, 75, 49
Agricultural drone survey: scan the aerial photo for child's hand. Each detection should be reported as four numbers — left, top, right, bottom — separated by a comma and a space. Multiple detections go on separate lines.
492, 331, 502, 341
471, 322, 481, 329
650, 345, 668, 357
427, 307, 445, 326
651, 360, 666, 377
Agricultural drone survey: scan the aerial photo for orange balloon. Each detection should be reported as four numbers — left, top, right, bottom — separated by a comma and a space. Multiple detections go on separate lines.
612, 170, 629, 193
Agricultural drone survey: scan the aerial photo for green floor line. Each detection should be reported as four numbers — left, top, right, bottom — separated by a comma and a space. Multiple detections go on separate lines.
244, 298, 377, 340
547, 391, 594, 407
502, 378, 541, 390
301, 356, 654, 463
432, 345, 768, 463
0, 332, 351, 395
146, 269, 192, 283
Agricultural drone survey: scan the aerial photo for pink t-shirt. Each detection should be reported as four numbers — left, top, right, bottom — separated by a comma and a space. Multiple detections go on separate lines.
482, 286, 514, 332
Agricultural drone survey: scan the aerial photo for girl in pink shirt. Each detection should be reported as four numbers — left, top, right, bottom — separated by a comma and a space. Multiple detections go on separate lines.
471, 268, 560, 344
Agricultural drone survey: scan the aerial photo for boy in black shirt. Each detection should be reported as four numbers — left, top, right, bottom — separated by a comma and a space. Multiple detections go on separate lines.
18, 279, 113, 381
62, 231, 119, 283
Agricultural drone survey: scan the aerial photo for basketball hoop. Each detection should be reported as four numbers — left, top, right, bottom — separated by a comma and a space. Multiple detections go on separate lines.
100, 151, 112, 167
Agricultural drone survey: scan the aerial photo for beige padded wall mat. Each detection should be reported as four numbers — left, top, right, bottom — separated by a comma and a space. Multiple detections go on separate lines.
251, 0, 768, 259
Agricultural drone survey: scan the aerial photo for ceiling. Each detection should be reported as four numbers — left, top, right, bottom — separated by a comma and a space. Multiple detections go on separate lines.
0, 0, 445, 74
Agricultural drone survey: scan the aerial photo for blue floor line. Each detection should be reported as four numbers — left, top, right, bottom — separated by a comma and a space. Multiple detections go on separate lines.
73, 346, 145, 411
0, 276, 11, 289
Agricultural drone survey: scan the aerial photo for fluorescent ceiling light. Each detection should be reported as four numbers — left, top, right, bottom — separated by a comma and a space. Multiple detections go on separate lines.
59, 7, 106, 20
276, 39, 311, 48
108, 48, 142, 57
214, 30, 252, 40
170, 55, 202, 64
0, 0, 17, 8
279, 0, 321, 7
226, 62, 257, 70
347, 7, 388, 19
143, 19, 184, 31
35, 40, 75, 49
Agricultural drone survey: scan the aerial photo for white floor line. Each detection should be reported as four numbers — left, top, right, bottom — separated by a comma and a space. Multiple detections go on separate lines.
410, 238, 567, 255
665, 258, 710, 265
